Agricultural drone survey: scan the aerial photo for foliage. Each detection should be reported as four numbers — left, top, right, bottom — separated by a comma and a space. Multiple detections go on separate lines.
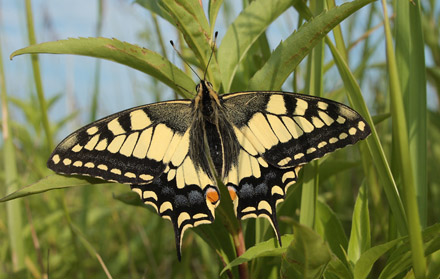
1, 0, 439, 278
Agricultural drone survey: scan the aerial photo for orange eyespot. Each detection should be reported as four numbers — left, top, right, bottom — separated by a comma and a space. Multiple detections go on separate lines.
228, 186, 237, 201
206, 188, 219, 204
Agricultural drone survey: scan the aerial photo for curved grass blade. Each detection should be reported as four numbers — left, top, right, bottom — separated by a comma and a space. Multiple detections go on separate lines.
217, 0, 295, 92
221, 234, 294, 275
248, 0, 375, 91
160, 0, 221, 88
0, 174, 111, 203
10, 37, 195, 98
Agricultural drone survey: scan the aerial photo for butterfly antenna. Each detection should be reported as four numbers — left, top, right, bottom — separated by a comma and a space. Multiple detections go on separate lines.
170, 40, 202, 81
203, 31, 218, 81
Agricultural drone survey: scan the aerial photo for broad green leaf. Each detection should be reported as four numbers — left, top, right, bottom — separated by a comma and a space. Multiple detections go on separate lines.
208, 0, 223, 35
347, 181, 371, 264
379, 224, 440, 279
221, 234, 294, 274
10, 37, 195, 98
281, 222, 332, 279
160, 0, 221, 88
218, 0, 295, 92
315, 200, 349, 263
248, 0, 376, 91
354, 224, 440, 279
0, 174, 112, 202
134, 0, 175, 25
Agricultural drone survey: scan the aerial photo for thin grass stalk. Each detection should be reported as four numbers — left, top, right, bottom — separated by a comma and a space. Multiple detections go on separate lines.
24, 0, 53, 149
1, 37, 25, 272
381, 1, 426, 277
397, 0, 428, 228
300, 0, 324, 229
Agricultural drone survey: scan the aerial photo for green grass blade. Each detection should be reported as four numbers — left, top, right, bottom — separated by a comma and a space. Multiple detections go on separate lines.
248, 0, 375, 91
134, 0, 175, 25
396, 0, 428, 228
326, 39, 408, 236
381, 1, 426, 276
0, 175, 111, 202
347, 181, 370, 264
221, 234, 294, 275
1, 36, 25, 272
160, 0, 221, 88
11, 37, 195, 98
25, 0, 53, 149
217, 0, 294, 92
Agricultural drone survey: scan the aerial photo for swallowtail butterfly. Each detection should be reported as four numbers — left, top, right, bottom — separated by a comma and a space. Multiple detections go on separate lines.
48, 60, 371, 261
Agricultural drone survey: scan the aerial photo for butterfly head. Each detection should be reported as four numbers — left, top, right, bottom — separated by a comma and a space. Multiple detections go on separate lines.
194, 80, 221, 120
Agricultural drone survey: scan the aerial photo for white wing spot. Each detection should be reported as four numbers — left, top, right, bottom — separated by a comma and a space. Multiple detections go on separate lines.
107, 135, 126, 153
108, 118, 125, 135
72, 144, 83, 152
267, 114, 292, 143
318, 111, 334, 126
52, 154, 61, 164
282, 171, 295, 183
248, 112, 279, 149
339, 133, 348, 140
336, 116, 346, 124
293, 116, 314, 133
266, 95, 287, 115
271, 185, 284, 196
133, 128, 153, 159
329, 137, 338, 144
358, 121, 366, 131
120, 132, 139, 157
177, 212, 191, 227
140, 174, 154, 181
84, 162, 95, 168
97, 164, 108, 171
294, 153, 304, 160
349, 127, 357, 135
312, 117, 325, 128
257, 200, 272, 213
277, 157, 291, 166
317, 101, 328, 110
318, 141, 327, 148
111, 168, 121, 175
167, 169, 176, 181
73, 161, 83, 167
143, 190, 157, 201
307, 147, 316, 154
63, 158, 72, 165
282, 116, 304, 139
147, 124, 174, 161
86, 126, 99, 135
84, 134, 100, 151
124, 172, 136, 178
159, 201, 173, 214
294, 98, 308, 116
130, 109, 151, 130
95, 139, 108, 151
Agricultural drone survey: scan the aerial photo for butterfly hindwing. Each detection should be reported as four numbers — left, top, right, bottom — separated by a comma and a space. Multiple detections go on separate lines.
47, 100, 193, 184
222, 91, 371, 168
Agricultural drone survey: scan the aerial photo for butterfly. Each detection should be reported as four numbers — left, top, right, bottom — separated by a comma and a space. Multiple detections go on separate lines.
47, 76, 371, 260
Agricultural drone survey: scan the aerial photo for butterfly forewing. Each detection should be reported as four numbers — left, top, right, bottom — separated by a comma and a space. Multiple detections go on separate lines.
48, 100, 193, 184
222, 92, 371, 168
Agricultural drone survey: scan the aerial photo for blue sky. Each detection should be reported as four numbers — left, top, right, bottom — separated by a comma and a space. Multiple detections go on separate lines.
1, 0, 436, 140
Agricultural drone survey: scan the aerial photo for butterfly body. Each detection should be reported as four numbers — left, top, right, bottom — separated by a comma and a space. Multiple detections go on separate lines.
48, 80, 371, 260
